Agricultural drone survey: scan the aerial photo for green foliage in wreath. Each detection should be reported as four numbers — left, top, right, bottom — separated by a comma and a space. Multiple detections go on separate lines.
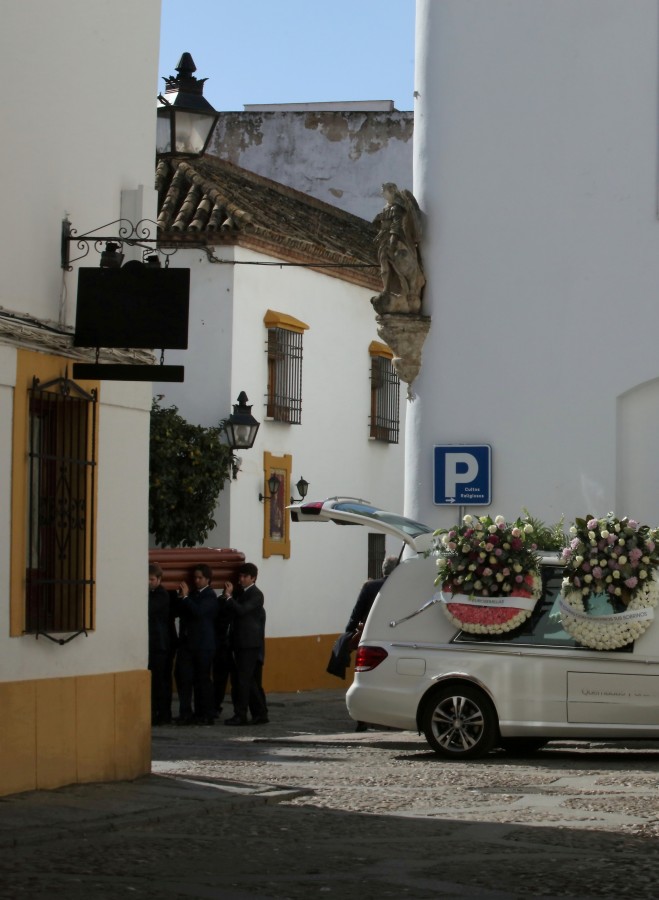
521, 508, 568, 552
149, 398, 235, 548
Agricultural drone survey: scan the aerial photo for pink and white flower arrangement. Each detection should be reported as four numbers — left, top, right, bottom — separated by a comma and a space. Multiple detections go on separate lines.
433, 514, 544, 634
561, 513, 659, 606
560, 513, 659, 649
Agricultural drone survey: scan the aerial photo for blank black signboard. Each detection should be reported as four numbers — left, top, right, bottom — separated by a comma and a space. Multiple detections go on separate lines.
74, 265, 190, 349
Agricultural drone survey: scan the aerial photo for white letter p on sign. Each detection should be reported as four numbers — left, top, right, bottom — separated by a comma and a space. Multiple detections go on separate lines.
444, 452, 478, 497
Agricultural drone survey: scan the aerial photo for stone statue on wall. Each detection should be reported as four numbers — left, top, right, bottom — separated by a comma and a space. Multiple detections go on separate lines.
371, 183, 426, 315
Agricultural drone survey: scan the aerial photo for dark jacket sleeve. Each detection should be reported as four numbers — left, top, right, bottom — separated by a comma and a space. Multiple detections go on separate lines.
178, 588, 218, 652
148, 586, 171, 654
180, 589, 217, 620
215, 593, 232, 640
226, 586, 265, 649
346, 579, 384, 632
226, 586, 264, 618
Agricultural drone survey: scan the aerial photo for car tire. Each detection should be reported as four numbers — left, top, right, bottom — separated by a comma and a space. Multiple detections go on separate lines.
499, 738, 548, 756
421, 684, 498, 759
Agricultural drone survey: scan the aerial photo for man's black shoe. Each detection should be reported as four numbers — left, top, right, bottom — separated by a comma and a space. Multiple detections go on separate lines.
251, 716, 269, 725
355, 721, 368, 732
174, 716, 194, 726
224, 715, 248, 726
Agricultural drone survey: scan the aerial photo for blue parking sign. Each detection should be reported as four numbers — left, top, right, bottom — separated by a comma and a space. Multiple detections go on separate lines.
434, 444, 491, 506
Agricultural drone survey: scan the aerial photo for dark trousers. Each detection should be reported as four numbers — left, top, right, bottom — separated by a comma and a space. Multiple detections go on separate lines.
148, 650, 171, 723
232, 647, 267, 719
163, 647, 177, 719
175, 645, 215, 720
213, 640, 233, 712
250, 659, 267, 717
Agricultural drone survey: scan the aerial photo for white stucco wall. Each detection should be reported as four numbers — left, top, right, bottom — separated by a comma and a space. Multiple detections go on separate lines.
155, 245, 406, 638
0, 0, 160, 326
0, 374, 152, 681
410, 0, 659, 532
0, 0, 160, 682
154, 249, 235, 429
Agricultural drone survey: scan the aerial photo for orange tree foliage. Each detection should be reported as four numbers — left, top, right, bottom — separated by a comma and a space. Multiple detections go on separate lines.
149, 398, 234, 547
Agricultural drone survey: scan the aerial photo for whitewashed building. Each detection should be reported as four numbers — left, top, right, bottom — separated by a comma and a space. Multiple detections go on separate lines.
153, 155, 406, 690
0, 0, 160, 795
409, 0, 659, 533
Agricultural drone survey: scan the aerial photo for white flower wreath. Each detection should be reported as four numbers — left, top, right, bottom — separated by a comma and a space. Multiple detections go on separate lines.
560, 513, 659, 650
560, 577, 659, 650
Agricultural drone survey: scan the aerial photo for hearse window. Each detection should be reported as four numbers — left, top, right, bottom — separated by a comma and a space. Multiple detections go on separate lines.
331, 502, 432, 538
453, 566, 633, 653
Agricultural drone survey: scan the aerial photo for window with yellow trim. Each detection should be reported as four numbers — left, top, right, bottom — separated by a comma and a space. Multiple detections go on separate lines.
369, 341, 400, 444
264, 310, 309, 424
11, 351, 98, 638
262, 451, 291, 559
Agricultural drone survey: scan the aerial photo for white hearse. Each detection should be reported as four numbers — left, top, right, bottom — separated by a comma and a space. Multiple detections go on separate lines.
292, 498, 659, 758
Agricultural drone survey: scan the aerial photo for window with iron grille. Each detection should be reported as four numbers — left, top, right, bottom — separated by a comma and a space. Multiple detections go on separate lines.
26, 375, 97, 637
264, 311, 309, 424
368, 533, 386, 580
369, 349, 400, 444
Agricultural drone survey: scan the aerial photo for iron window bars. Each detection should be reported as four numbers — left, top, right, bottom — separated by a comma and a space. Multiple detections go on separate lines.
266, 327, 303, 424
26, 374, 97, 642
368, 532, 386, 580
370, 355, 400, 443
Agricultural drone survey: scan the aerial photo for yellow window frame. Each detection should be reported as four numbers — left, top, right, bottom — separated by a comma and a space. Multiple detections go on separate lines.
10, 350, 99, 636
262, 451, 291, 559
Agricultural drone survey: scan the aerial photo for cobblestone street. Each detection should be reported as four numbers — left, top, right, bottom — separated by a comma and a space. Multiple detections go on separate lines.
2, 690, 659, 898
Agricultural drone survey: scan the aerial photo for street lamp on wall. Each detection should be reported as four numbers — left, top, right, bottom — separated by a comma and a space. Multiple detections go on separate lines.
156, 52, 219, 157
259, 473, 281, 504
290, 477, 310, 504
224, 392, 260, 451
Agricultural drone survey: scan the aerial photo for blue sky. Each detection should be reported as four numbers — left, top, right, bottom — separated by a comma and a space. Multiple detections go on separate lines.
159, 0, 415, 112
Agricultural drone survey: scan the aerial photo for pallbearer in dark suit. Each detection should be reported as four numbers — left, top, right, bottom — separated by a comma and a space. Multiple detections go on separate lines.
174, 564, 218, 725
224, 562, 268, 726
213, 588, 233, 716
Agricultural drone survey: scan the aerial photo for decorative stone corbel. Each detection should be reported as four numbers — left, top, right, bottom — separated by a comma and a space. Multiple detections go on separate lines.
374, 313, 431, 399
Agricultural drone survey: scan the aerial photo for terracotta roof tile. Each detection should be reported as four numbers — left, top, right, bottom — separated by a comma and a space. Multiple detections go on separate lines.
156, 156, 380, 290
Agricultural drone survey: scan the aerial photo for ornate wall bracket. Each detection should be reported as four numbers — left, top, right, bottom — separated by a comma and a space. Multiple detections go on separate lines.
61, 217, 179, 270
374, 312, 431, 399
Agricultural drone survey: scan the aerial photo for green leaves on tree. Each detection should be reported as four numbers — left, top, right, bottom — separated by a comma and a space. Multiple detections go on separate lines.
149, 398, 234, 547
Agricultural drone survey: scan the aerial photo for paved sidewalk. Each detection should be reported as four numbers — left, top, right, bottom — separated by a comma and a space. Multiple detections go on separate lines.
1, 690, 484, 900
0, 690, 354, 848
3, 690, 659, 899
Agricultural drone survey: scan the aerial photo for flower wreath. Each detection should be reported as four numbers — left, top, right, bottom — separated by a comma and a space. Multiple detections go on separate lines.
433, 514, 543, 634
560, 513, 659, 650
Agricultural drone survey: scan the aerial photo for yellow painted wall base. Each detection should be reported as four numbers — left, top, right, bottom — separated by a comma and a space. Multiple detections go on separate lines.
260, 634, 352, 693
0, 669, 151, 798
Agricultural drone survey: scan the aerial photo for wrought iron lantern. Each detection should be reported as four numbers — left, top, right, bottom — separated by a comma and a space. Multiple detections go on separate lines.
224, 391, 260, 451
259, 473, 281, 504
156, 52, 219, 157
290, 477, 310, 504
